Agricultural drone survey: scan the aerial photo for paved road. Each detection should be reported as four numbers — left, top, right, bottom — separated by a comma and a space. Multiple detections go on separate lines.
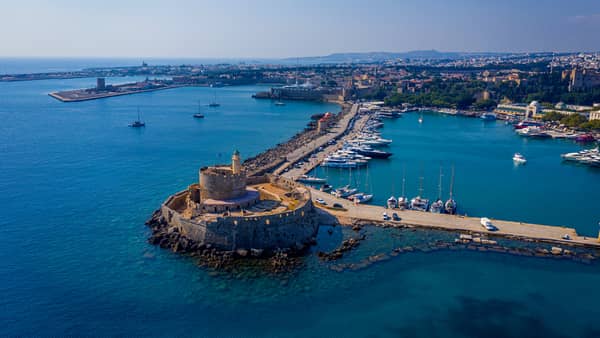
311, 188, 599, 247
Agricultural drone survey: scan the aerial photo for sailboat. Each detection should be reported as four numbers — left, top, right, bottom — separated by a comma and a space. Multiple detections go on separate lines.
410, 176, 429, 211
397, 166, 408, 209
430, 166, 444, 213
208, 89, 220, 107
445, 165, 457, 215
129, 107, 145, 127
193, 100, 204, 118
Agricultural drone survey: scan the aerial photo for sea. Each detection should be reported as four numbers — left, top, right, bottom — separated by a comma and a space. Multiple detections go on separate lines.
1, 59, 600, 337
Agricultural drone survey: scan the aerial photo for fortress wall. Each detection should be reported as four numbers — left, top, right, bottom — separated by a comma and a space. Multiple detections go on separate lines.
202, 199, 317, 250
161, 186, 316, 251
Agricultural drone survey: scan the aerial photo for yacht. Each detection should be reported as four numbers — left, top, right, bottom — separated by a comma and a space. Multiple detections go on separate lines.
349, 193, 373, 204
333, 186, 358, 198
480, 112, 497, 121
430, 167, 444, 213
348, 146, 392, 159
513, 153, 527, 164
321, 158, 359, 168
410, 196, 430, 212
387, 196, 398, 209
430, 199, 444, 213
516, 127, 551, 138
129, 108, 145, 128
410, 177, 429, 211
445, 166, 457, 215
296, 175, 326, 184
193, 101, 204, 118
398, 168, 408, 209
208, 90, 220, 107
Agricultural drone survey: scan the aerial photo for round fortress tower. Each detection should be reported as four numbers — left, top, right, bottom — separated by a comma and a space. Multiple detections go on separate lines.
199, 150, 247, 201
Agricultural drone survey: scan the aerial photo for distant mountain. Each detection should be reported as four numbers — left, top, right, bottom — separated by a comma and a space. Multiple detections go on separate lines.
282, 50, 511, 64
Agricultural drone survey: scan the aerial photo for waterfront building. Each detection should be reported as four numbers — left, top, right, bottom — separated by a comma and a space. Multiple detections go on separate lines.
590, 110, 600, 121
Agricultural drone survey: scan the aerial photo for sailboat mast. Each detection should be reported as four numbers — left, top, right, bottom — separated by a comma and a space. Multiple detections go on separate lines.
438, 166, 443, 199
401, 166, 406, 197
449, 165, 455, 199
419, 176, 424, 197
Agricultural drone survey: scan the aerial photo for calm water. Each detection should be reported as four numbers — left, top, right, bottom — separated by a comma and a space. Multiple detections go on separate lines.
312, 112, 600, 235
2, 74, 600, 337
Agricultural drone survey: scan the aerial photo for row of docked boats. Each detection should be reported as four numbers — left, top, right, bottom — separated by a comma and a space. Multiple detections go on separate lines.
386, 168, 457, 215
321, 115, 393, 168
561, 147, 600, 167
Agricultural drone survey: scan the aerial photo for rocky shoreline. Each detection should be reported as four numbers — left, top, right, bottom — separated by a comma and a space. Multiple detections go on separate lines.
145, 209, 317, 271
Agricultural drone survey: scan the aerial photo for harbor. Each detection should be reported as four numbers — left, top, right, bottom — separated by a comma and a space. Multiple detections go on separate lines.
272, 103, 600, 248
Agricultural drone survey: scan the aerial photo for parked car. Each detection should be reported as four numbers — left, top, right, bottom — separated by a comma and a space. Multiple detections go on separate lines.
392, 213, 401, 221
382, 212, 390, 221
480, 217, 497, 231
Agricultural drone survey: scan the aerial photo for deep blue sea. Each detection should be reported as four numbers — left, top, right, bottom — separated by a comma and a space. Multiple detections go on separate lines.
1, 65, 600, 337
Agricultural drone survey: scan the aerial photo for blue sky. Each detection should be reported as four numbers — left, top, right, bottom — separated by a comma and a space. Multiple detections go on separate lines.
1, 0, 599, 58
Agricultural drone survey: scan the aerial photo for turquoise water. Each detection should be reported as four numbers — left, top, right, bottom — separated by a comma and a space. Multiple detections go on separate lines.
312, 112, 600, 235
2, 76, 600, 337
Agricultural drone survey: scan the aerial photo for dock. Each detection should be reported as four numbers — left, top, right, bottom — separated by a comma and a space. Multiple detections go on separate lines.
277, 104, 600, 249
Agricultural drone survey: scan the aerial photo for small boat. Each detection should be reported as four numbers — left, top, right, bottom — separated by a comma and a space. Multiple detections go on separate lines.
513, 153, 527, 164
320, 184, 333, 192
387, 196, 398, 209
129, 108, 145, 127
274, 100, 286, 106
418, 115, 423, 124
411, 176, 429, 211
296, 175, 326, 184
410, 196, 430, 211
349, 193, 373, 204
332, 186, 358, 198
430, 167, 444, 213
575, 134, 596, 143
445, 166, 457, 214
193, 100, 205, 118
480, 112, 497, 121
430, 199, 444, 213
208, 89, 220, 107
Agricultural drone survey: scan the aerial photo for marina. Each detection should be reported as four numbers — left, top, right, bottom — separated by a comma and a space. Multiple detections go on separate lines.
275, 103, 600, 247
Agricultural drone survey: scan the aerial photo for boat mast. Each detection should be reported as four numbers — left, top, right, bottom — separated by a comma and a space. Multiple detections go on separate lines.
137, 107, 141, 122
418, 176, 424, 198
438, 166, 443, 200
401, 166, 406, 198
449, 165, 455, 200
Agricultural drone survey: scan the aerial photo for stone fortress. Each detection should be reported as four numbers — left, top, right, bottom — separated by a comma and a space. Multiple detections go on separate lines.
148, 150, 319, 256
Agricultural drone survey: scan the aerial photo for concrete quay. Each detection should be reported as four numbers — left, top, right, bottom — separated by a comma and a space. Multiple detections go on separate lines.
276, 104, 600, 249
49, 84, 184, 102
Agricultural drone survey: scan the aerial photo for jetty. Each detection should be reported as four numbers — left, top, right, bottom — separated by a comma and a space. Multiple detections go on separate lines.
277, 104, 600, 249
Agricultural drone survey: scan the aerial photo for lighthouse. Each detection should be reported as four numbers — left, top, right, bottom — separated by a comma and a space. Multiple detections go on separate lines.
231, 150, 242, 174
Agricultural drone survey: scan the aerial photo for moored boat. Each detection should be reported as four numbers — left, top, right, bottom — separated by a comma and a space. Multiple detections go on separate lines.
513, 152, 527, 164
